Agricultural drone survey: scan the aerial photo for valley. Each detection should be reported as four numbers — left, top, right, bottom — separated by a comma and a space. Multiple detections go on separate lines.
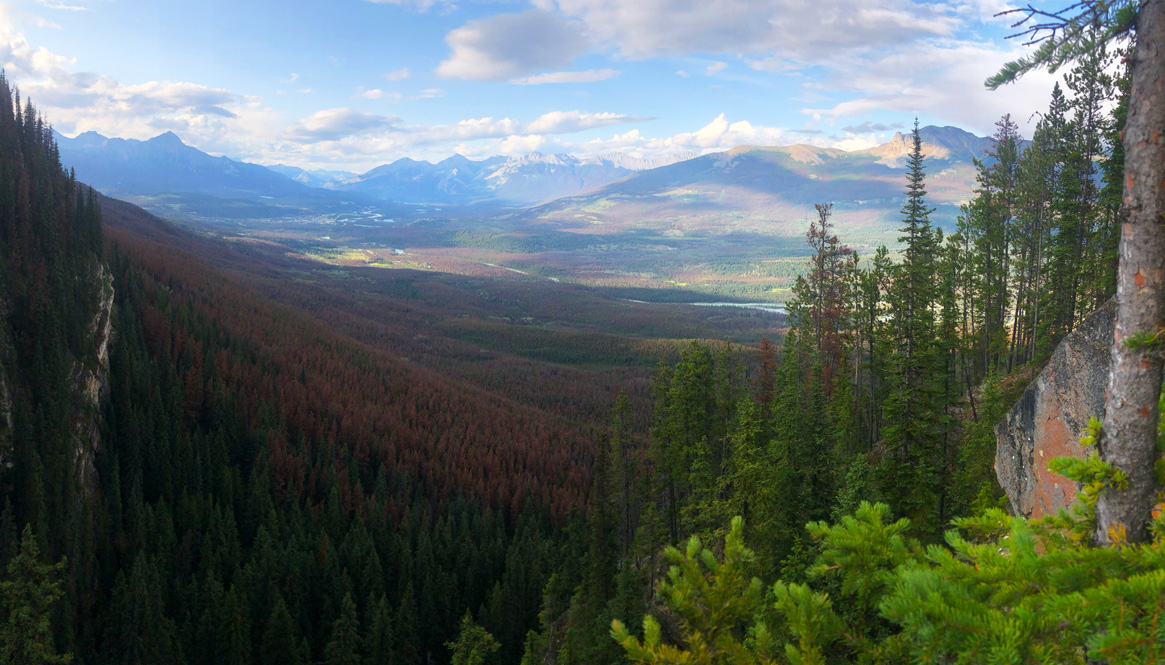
60, 127, 989, 302
4, 3, 1159, 662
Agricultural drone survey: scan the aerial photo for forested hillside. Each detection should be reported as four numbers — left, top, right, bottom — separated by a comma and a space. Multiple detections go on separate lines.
2, 6, 1162, 665
520, 31, 1164, 664
0, 75, 614, 665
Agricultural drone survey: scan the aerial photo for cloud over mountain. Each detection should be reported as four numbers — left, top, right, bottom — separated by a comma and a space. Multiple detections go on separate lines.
436, 10, 589, 81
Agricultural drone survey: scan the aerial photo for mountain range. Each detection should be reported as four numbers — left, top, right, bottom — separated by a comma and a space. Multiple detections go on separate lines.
522, 125, 992, 234
54, 126, 996, 229
323, 151, 698, 206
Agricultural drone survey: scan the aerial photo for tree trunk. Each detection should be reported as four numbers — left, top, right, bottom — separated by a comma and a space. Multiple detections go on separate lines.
1096, 0, 1165, 546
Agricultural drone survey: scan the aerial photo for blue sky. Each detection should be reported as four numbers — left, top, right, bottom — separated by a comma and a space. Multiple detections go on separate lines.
1, 0, 1066, 171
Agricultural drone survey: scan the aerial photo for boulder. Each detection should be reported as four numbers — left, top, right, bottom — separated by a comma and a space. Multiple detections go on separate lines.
994, 300, 1116, 518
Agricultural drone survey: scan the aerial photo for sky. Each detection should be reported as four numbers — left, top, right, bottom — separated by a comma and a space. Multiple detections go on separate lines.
0, 0, 1069, 172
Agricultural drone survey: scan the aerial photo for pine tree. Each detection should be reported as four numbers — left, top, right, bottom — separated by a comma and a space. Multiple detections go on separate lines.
325, 593, 362, 665
989, 1, 1163, 543
394, 583, 420, 665
880, 120, 943, 534
0, 525, 72, 665
363, 594, 395, 665
446, 612, 500, 665
260, 596, 307, 665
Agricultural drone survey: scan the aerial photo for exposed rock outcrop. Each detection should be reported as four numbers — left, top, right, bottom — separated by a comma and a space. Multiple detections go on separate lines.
995, 299, 1116, 518
71, 264, 115, 493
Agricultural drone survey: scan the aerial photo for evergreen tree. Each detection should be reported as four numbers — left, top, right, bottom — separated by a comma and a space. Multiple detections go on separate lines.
325, 593, 362, 665
879, 119, 943, 534
394, 584, 420, 665
0, 525, 72, 665
260, 596, 307, 665
363, 594, 395, 665
446, 612, 500, 665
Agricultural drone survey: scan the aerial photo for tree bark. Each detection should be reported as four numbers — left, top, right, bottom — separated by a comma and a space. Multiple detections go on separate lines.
1096, 0, 1165, 546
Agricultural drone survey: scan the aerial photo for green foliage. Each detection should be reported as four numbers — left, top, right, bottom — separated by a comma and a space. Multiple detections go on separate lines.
446, 612, 500, 665
611, 517, 771, 665
616, 502, 1165, 665
985, 1, 1136, 89
883, 506, 1165, 664
768, 582, 841, 665
615, 401, 1165, 665
0, 525, 72, 665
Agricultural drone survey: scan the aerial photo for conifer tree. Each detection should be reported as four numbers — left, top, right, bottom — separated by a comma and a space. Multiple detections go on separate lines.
0, 525, 72, 665
990, 0, 1163, 545
363, 594, 395, 665
446, 612, 500, 665
880, 120, 943, 533
394, 584, 420, 665
325, 593, 362, 665
261, 596, 306, 665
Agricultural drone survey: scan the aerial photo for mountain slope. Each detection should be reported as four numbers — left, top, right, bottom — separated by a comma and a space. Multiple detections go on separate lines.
523, 125, 988, 237
54, 130, 398, 220
330, 151, 698, 206
265, 163, 355, 187
56, 130, 311, 198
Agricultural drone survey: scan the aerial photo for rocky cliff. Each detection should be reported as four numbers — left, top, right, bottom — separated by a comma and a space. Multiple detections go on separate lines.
71, 264, 115, 493
995, 300, 1116, 518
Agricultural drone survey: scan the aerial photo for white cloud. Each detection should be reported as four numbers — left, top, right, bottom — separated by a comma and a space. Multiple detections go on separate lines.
384, 67, 410, 81
270, 108, 646, 167
498, 134, 547, 154
0, 12, 650, 170
832, 133, 880, 151
524, 110, 647, 134
355, 87, 440, 103
705, 61, 726, 76
436, 10, 589, 81
285, 108, 400, 142
569, 113, 788, 160
743, 55, 797, 72
533, 0, 958, 62
801, 40, 1059, 135
35, 0, 86, 10
0, 20, 288, 161
28, 15, 61, 29
510, 68, 620, 85
297, 88, 312, 94
676, 70, 689, 78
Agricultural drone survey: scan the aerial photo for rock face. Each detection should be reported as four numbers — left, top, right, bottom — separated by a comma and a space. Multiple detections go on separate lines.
995, 300, 1116, 518
72, 264, 115, 493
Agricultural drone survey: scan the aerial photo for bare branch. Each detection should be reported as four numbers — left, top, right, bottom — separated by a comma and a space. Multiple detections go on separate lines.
995, 2, 1101, 46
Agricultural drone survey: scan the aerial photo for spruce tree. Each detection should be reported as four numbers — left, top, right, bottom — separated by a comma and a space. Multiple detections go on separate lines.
880, 120, 943, 534
325, 593, 362, 665
260, 596, 306, 665
0, 525, 72, 665
363, 594, 395, 665
446, 612, 500, 665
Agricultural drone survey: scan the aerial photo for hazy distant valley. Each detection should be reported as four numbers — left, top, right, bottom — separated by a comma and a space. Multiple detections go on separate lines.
56, 124, 992, 302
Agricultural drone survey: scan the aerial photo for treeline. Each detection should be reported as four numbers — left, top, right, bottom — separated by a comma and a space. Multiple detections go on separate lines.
520, 41, 1130, 665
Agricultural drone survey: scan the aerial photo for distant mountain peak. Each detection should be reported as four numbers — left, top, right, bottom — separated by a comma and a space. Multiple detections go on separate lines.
858, 124, 991, 166
150, 130, 186, 145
